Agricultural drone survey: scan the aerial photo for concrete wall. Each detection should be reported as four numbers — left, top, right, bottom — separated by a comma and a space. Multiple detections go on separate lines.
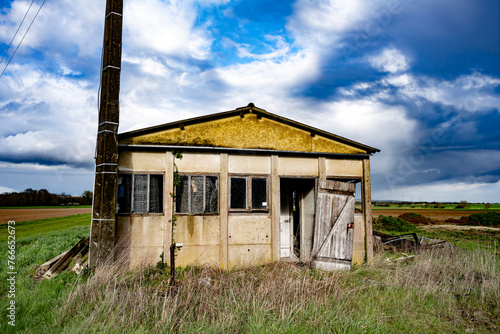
115, 215, 164, 268
116, 151, 371, 270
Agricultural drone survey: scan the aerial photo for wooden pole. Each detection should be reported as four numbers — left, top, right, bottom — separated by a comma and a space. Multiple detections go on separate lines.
362, 159, 374, 264
89, 0, 123, 267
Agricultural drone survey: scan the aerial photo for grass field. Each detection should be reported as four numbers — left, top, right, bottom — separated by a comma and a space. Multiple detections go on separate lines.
0, 205, 92, 209
0, 213, 498, 333
372, 203, 500, 210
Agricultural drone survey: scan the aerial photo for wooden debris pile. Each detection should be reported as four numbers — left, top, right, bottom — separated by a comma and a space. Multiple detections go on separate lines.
373, 231, 452, 252
33, 237, 89, 282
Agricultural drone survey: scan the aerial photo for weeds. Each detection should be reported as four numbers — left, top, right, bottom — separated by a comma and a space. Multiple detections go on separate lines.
1, 214, 499, 333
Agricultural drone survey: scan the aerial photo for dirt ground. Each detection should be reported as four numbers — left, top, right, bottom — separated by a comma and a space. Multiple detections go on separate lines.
373, 209, 490, 221
0, 208, 91, 223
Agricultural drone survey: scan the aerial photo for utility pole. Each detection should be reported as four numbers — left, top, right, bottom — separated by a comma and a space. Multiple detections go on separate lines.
89, 0, 123, 267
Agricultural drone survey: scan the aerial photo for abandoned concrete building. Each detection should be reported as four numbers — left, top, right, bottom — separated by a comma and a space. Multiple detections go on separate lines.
109, 104, 379, 270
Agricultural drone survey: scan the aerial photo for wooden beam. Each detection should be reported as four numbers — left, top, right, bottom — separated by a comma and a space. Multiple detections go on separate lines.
362, 159, 373, 264
164, 151, 174, 265
271, 155, 280, 261
318, 157, 326, 180
219, 153, 229, 269
90, 0, 123, 267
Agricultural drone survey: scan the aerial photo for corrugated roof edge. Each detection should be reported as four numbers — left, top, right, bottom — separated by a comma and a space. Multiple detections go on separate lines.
118, 103, 381, 155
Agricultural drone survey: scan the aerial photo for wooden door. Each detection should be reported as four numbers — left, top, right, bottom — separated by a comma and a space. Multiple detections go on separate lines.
279, 183, 293, 258
312, 179, 355, 270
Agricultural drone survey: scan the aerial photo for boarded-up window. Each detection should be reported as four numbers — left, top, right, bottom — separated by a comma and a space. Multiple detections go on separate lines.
230, 176, 268, 211
175, 175, 219, 214
205, 176, 218, 213
175, 176, 189, 214
191, 176, 204, 213
133, 174, 148, 213
116, 174, 164, 214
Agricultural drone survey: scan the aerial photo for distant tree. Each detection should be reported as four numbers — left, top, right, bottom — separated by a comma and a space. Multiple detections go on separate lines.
82, 190, 93, 205
455, 200, 470, 209
485, 203, 492, 210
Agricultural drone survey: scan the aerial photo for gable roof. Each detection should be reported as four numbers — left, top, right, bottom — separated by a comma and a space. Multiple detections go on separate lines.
118, 103, 380, 155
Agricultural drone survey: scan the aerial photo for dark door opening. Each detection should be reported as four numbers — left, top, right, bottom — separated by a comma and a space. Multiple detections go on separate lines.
280, 178, 315, 261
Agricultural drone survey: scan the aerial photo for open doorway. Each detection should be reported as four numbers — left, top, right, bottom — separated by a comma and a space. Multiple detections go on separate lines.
279, 178, 316, 261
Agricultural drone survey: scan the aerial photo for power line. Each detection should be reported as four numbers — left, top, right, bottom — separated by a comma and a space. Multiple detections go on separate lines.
0, 0, 36, 65
0, 0, 47, 79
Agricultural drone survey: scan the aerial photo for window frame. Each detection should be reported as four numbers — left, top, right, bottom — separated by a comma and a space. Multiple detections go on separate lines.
116, 172, 165, 215
229, 175, 269, 213
174, 174, 220, 215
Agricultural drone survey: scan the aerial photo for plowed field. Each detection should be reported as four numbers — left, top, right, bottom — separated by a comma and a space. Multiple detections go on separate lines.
0, 208, 91, 222
373, 209, 491, 222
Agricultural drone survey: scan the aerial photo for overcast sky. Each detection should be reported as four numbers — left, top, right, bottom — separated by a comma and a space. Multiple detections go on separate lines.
0, 0, 499, 202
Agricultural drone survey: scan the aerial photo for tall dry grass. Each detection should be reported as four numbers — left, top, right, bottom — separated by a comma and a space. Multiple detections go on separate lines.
56, 247, 499, 333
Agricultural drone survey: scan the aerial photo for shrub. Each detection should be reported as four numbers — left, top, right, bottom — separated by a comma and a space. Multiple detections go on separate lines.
466, 212, 500, 227
374, 215, 418, 233
399, 212, 434, 225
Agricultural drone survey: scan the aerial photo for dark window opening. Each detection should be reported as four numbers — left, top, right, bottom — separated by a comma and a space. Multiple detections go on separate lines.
230, 176, 268, 211
149, 174, 163, 213
230, 178, 246, 209
252, 178, 267, 209
117, 174, 132, 214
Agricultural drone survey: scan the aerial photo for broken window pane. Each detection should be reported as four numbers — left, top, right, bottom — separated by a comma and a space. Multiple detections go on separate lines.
133, 174, 148, 213
175, 176, 189, 214
251, 178, 267, 209
230, 178, 246, 209
149, 174, 163, 213
117, 174, 132, 213
205, 176, 218, 213
190, 176, 204, 213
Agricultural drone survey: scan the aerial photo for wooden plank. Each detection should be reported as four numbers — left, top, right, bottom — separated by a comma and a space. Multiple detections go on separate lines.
312, 179, 355, 271
318, 157, 326, 180
316, 196, 354, 260
44, 237, 89, 279
318, 179, 355, 193
362, 159, 374, 264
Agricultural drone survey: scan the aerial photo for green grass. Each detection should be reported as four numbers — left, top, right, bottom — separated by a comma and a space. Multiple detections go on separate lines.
0, 205, 92, 209
0, 214, 90, 332
0, 214, 499, 333
0, 214, 90, 240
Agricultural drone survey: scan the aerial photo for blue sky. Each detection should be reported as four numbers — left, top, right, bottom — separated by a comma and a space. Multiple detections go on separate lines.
0, 0, 499, 202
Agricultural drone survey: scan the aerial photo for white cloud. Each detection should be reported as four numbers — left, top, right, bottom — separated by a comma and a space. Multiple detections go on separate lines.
373, 180, 500, 203
0, 64, 96, 166
287, 0, 367, 49
0, 0, 105, 57
225, 35, 291, 61
400, 72, 500, 112
368, 48, 409, 73
308, 99, 418, 175
124, 0, 213, 60
0, 185, 16, 194
339, 71, 500, 113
